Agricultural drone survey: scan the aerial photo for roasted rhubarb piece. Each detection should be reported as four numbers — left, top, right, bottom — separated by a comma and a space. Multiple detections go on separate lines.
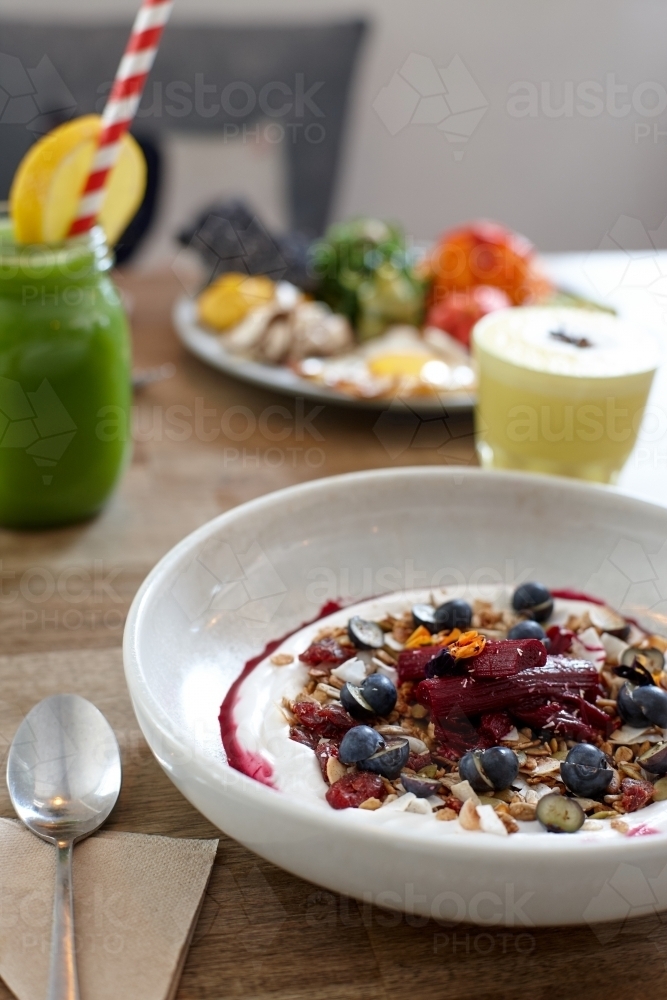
292, 700, 356, 737
298, 637, 353, 666
397, 646, 441, 683
546, 625, 575, 655
479, 711, 514, 741
416, 656, 600, 718
512, 702, 603, 742
434, 706, 494, 757
467, 638, 546, 679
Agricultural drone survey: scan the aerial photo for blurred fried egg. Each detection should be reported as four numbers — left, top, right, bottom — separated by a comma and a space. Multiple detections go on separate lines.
296, 326, 476, 399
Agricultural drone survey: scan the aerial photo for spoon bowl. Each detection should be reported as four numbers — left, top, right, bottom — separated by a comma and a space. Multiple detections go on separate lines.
7, 693, 121, 843
7, 694, 122, 1000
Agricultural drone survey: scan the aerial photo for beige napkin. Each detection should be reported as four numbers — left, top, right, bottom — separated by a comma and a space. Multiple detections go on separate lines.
0, 818, 218, 1000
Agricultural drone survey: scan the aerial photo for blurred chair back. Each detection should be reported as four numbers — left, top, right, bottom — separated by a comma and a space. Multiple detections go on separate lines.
0, 19, 367, 254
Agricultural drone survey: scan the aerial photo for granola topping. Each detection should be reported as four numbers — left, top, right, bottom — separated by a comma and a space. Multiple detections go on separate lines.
221, 585, 667, 840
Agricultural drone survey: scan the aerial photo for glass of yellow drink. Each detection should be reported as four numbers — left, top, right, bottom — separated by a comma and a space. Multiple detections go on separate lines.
473, 307, 661, 483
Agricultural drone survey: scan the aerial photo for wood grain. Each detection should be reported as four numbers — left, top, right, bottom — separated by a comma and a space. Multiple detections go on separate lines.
0, 270, 659, 1000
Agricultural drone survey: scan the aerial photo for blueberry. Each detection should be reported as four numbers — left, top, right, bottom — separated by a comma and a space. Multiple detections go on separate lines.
358, 738, 410, 779
400, 773, 442, 797
511, 582, 553, 623
507, 620, 546, 641
347, 616, 384, 650
338, 726, 384, 764
632, 686, 667, 728
638, 741, 667, 774
560, 743, 612, 798
565, 743, 607, 767
459, 750, 492, 792
340, 682, 374, 720
412, 604, 437, 633
360, 673, 397, 716
479, 746, 520, 790
459, 746, 519, 793
617, 682, 653, 727
424, 648, 459, 678
434, 599, 472, 631
536, 793, 585, 833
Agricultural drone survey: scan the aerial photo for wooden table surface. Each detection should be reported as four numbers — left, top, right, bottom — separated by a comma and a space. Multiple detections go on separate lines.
0, 270, 660, 1000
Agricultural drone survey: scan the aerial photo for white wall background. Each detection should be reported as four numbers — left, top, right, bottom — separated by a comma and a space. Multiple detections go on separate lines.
3, 0, 667, 254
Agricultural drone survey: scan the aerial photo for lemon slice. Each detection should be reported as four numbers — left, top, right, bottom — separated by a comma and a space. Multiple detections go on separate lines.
198, 274, 276, 330
9, 114, 146, 246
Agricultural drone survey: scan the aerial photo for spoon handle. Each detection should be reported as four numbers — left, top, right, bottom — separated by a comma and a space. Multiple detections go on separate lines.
47, 840, 80, 1000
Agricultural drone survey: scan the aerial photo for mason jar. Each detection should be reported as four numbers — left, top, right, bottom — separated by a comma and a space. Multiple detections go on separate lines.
0, 220, 131, 527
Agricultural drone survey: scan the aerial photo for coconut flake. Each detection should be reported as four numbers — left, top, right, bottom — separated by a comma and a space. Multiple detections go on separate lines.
330, 657, 367, 685
406, 797, 432, 815
477, 804, 508, 837
600, 632, 629, 666
571, 626, 606, 670
381, 791, 416, 812
609, 724, 659, 744
449, 780, 481, 806
525, 783, 556, 804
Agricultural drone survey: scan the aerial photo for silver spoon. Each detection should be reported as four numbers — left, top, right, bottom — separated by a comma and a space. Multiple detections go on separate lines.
7, 694, 122, 1000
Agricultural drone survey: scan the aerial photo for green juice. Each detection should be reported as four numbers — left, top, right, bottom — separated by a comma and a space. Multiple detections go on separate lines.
0, 221, 131, 527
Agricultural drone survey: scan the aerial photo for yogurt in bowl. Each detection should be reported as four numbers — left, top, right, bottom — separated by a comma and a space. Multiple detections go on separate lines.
123, 467, 667, 926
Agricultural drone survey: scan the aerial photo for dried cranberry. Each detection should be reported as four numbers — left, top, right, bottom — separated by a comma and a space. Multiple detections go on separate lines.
479, 711, 514, 742
325, 771, 387, 809
406, 751, 431, 772
292, 700, 356, 737
299, 638, 352, 666
546, 625, 575, 655
289, 726, 320, 749
442, 796, 462, 814
315, 739, 340, 781
621, 778, 654, 813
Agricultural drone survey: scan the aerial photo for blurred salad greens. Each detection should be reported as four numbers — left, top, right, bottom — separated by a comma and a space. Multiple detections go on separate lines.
310, 218, 425, 341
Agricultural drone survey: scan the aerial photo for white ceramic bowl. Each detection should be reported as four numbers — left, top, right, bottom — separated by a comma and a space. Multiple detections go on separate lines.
124, 468, 667, 927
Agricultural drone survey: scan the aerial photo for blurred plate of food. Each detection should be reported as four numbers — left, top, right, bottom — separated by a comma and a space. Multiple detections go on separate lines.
172, 205, 610, 412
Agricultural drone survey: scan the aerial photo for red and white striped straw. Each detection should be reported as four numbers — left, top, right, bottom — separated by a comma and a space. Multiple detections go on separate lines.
68, 0, 173, 237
